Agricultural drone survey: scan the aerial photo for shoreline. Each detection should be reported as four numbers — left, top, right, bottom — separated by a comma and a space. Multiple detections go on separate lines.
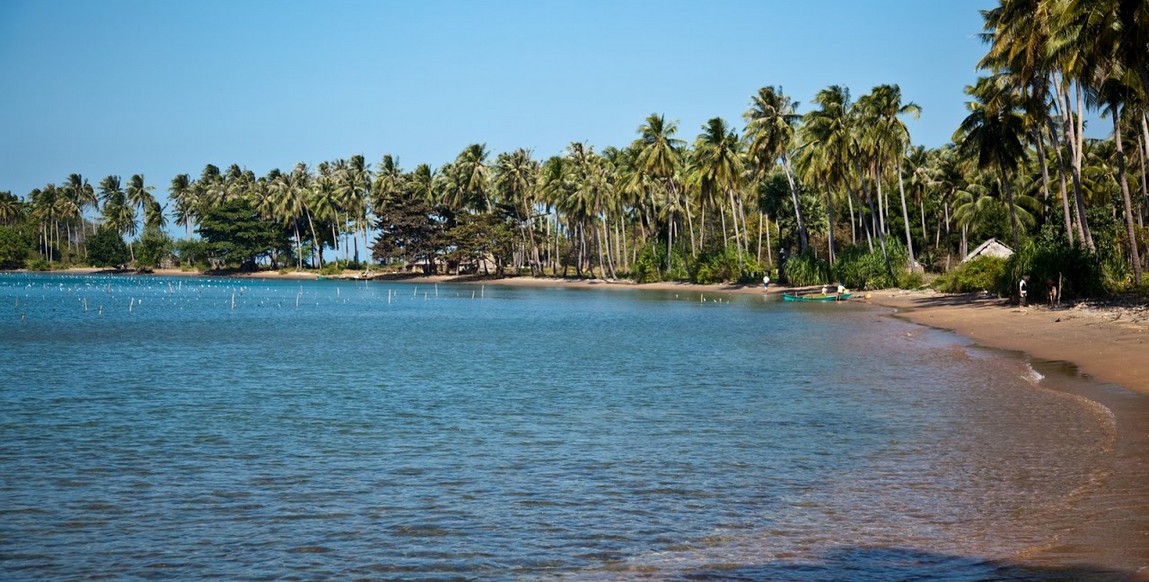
12, 268, 1149, 395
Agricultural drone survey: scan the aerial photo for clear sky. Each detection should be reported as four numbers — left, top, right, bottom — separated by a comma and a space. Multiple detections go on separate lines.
1, 0, 996, 201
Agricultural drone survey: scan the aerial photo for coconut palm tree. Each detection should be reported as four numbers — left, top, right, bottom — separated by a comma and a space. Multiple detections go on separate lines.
447, 144, 492, 213
953, 76, 1028, 248
127, 174, 156, 219
168, 174, 197, 240
493, 148, 543, 275
859, 85, 921, 266
799, 85, 855, 265
99, 175, 138, 264
745, 86, 809, 252
633, 113, 688, 269
690, 117, 747, 270
0, 191, 24, 226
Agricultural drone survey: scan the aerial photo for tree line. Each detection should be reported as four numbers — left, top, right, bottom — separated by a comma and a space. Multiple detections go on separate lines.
1, 0, 1146, 295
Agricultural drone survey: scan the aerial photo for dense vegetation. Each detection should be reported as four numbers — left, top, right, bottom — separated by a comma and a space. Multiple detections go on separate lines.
1, 0, 1146, 299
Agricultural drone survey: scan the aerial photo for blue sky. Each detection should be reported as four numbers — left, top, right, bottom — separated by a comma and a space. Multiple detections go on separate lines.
1, 0, 996, 201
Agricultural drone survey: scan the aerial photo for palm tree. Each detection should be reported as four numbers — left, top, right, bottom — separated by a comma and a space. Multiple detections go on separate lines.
0, 191, 25, 226
953, 76, 1028, 248
745, 86, 809, 252
1096, 77, 1144, 283
127, 174, 156, 219
340, 154, 372, 264
99, 175, 138, 264
447, 144, 492, 212
64, 173, 98, 251
169, 174, 196, 240
799, 85, 855, 265
493, 148, 543, 275
860, 84, 922, 267
690, 117, 747, 270
633, 113, 688, 269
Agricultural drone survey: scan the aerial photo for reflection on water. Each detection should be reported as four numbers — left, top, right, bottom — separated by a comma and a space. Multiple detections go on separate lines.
0, 273, 1146, 580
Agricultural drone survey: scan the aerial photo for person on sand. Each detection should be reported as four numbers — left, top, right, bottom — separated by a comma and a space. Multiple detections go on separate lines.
1019, 275, 1028, 307
1046, 278, 1058, 306
762, 275, 770, 292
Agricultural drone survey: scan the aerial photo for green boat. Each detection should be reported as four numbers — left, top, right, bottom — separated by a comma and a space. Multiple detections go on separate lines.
782, 292, 852, 302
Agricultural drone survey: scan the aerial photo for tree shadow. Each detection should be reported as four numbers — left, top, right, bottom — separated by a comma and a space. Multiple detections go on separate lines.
673, 546, 1134, 581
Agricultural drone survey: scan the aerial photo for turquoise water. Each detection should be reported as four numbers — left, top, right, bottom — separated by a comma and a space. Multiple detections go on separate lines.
0, 273, 1141, 580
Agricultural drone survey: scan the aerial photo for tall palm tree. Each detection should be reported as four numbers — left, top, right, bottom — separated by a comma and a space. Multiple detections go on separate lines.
169, 174, 196, 240
690, 117, 747, 270
633, 113, 688, 269
860, 84, 922, 266
447, 144, 492, 212
745, 86, 809, 252
0, 191, 25, 226
127, 174, 156, 220
1096, 77, 1144, 283
64, 173, 98, 249
799, 85, 855, 265
99, 175, 138, 263
493, 148, 543, 275
340, 154, 372, 264
953, 76, 1028, 248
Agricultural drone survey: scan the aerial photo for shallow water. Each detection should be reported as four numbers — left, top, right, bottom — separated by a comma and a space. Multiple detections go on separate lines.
0, 273, 1145, 580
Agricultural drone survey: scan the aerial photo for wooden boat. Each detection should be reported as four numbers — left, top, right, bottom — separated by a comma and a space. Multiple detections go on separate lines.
782, 292, 852, 302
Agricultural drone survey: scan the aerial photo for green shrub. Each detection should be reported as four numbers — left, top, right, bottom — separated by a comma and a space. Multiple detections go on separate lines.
0, 226, 29, 270
831, 239, 909, 290
783, 250, 828, 286
85, 227, 130, 267
934, 256, 1007, 293
1003, 238, 1107, 300
28, 258, 50, 271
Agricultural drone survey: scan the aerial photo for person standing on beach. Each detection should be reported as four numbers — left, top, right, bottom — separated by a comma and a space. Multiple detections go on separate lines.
1019, 276, 1028, 306
763, 275, 770, 292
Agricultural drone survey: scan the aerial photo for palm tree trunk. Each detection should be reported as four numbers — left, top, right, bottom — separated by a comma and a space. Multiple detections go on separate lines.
757, 212, 763, 263
1141, 113, 1149, 225
1055, 79, 1092, 249
895, 154, 915, 266
1112, 105, 1143, 284
868, 186, 894, 281
1072, 84, 1095, 250
919, 195, 929, 256
305, 209, 322, 268
1001, 169, 1020, 249
599, 215, 617, 279
1049, 118, 1076, 245
1138, 126, 1148, 228
781, 155, 809, 252
728, 189, 744, 271
876, 162, 887, 238
824, 188, 836, 265
846, 187, 858, 245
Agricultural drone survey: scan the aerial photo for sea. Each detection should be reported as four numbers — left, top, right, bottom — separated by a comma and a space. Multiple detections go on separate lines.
1, 272, 1147, 581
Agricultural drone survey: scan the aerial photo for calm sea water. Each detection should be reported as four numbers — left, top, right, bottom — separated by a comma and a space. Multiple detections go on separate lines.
1, 273, 1145, 580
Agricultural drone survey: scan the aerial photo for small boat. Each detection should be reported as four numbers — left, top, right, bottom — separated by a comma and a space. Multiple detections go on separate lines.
782, 292, 852, 302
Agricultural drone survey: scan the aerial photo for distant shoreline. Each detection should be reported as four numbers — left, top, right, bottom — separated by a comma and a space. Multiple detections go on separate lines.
10, 267, 1148, 395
